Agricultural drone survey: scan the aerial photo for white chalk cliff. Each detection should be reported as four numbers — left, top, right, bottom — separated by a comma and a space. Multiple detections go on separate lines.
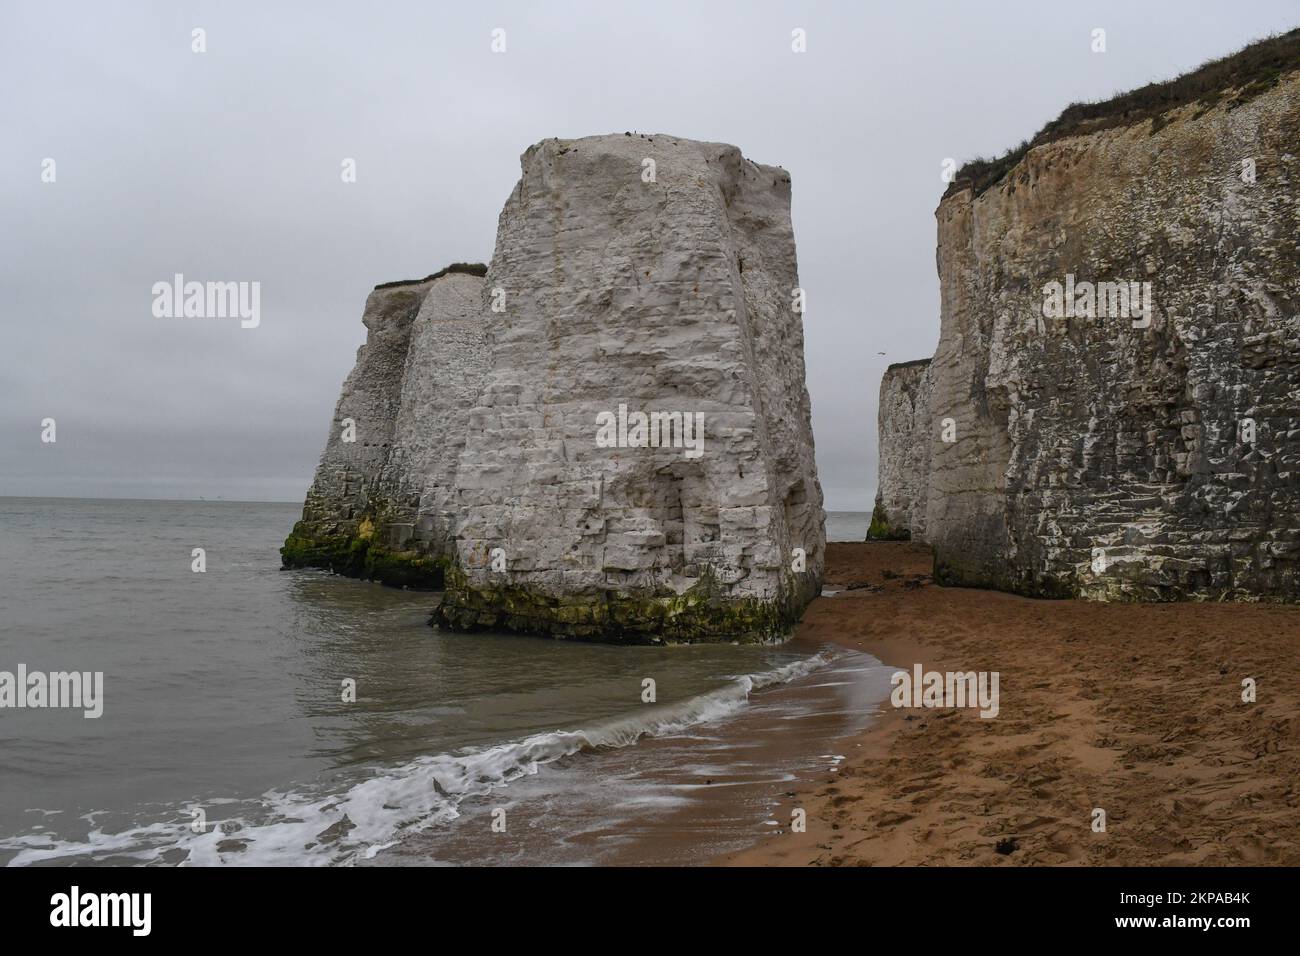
286, 134, 825, 642
874, 33, 1300, 601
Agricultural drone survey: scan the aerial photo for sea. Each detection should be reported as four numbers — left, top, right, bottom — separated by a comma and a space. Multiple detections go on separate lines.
0, 499, 887, 866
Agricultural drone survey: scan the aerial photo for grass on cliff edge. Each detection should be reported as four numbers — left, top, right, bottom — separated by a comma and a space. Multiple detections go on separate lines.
948, 27, 1300, 199
373, 262, 488, 290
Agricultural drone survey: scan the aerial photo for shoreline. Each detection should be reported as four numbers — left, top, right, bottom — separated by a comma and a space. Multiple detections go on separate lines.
717, 542, 1300, 866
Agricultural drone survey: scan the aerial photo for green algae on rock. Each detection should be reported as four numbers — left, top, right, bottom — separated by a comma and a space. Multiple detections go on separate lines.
280, 521, 447, 590
866, 501, 910, 542
430, 563, 817, 645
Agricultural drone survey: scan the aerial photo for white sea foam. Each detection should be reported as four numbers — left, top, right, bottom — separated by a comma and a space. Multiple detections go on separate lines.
1, 651, 833, 867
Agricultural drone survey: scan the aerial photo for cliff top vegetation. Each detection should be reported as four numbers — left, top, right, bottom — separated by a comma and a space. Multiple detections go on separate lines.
373, 262, 488, 290
947, 27, 1300, 199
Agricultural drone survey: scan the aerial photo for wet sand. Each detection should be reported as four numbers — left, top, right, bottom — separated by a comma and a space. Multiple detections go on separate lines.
723, 542, 1300, 866
368, 642, 893, 867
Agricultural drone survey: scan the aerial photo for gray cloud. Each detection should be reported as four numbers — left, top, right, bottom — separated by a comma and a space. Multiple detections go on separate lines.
3, 0, 1296, 508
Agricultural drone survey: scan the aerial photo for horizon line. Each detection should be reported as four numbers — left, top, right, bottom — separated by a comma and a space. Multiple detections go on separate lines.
0, 493, 302, 505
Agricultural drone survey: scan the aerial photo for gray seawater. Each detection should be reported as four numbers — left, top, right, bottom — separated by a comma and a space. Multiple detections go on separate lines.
825, 510, 871, 542
0, 499, 886, 866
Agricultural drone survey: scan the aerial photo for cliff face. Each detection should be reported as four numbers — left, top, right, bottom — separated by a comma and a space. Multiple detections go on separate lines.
432, 134, 824, 641
870, 359, 932, 541
286, 134, 824, 642
925, 70, 1300, 601
388, 272, 490, 559
282, 267, 488, 587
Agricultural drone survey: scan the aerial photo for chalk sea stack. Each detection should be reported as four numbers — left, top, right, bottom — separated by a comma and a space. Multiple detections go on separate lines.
281, 264, 489, 588
285, 134, 825, 642
876, 32, 1300, 601
868, 358, 932, 542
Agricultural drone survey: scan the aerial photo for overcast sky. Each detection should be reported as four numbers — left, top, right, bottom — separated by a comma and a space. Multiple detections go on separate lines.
3, 1, 1296, 510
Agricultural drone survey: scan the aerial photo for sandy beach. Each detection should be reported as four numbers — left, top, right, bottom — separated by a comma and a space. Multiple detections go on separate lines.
725, 542, 1300, 866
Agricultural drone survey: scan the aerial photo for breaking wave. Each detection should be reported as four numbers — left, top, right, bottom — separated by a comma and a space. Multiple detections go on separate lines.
1, 652, 833, 866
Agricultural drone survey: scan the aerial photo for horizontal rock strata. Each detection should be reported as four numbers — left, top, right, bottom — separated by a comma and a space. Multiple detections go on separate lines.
918, 53, 1300, 601
431, 134, 824, 642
